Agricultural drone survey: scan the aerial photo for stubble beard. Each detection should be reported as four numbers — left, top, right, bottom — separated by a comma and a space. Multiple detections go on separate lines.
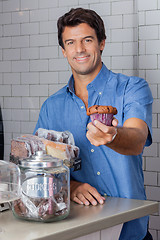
72, 56, 102, 76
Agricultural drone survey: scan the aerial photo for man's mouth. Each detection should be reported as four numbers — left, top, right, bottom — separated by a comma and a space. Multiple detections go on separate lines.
74, 55, 90, 62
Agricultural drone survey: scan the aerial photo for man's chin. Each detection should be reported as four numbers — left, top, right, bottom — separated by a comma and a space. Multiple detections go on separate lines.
73, 67, 97, 76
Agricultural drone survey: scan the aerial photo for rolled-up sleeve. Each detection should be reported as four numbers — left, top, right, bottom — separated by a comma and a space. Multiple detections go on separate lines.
123, 77, 153, 146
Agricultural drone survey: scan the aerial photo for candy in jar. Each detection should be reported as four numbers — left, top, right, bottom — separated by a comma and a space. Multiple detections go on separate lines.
12, 151, 70, 222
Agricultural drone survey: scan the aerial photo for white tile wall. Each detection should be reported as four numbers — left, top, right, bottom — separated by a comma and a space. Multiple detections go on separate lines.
12, 11, 29, 24
146, 40, 160, 54
146, 186, 160, 201
123, 14, 137, 28
112, 28, 134, 42
11, 109, 29, 121
144, 171, 157, 186
103, 43, 122, 56
149, 215, 160, 230
40, 72, 58, 84
21, 47, 39, 60
39, 0, 58, 9
0, 26, 2, 37
138, 0, 157, 11
123, 42, 138, 56
30, 60, 48, 72
12, 36, 29, 48
21, 0, 38, 11
0, 49, 2, 61
21, 23, 39, 35
0, 0, 160, 237
12, 85, 29, 96
103, 15, 122, 30
3, 24, 20, 36
0, 37, 11, 48
90, 3, 110, 16
139, 26, 159, 40
2, 0, 20, 13
112, 56, 134, 70
139, 55, 157, 69
30, 85, 48, 97
0, 61, 11, 72
21, 72, 39, 84
146, 70, 160, 84
152, 113, 158, 128
40, 46, 58, 59
12, 60, 29, 72
146, 11, 160, 25
112, 1, 133, 15
4, 73, 20, 84
21, 97, 39, 109
4, 97, 21, 109
30, 9, 48, 22
40, 21, 57, 34
1, 85, 15, 96
30, 34, 48, 47
49, 7, 68, 21
3, 49, 20, 60
0, 73, 2, 84
0, 13, 11, 25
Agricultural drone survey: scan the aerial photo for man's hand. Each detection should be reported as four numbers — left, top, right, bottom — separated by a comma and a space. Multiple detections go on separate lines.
86, 118, 118, 146
70, 180, 105, 206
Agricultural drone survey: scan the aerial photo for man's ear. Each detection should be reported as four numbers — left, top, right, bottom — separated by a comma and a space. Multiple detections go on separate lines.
100, 39, 105, 52
61, 47, 67, 58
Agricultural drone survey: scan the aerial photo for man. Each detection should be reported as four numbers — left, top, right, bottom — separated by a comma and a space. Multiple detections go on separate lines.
34, 8, 153, 240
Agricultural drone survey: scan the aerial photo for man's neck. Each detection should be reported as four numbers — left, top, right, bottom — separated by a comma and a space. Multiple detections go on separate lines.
72, 62, 103, 109
74, 78, 89, 109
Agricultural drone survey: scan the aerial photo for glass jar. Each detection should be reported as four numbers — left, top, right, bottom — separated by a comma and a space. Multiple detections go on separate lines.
12, 151, 70, 222
0, 160, 21, 204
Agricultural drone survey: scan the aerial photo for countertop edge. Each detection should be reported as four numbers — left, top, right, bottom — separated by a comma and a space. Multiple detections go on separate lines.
36, 200, 159, 240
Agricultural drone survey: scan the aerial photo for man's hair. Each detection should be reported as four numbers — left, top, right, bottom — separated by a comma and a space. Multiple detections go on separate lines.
57, 8, 106, 49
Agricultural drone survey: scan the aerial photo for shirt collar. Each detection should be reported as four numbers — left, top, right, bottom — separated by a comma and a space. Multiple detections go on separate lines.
86, 63, 110, 93
66, 63, 110, 94
67, 75, 75, 94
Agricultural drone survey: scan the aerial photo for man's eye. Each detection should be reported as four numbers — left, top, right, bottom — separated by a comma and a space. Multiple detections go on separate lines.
67, 41, 73, 45
85, 39, 92, 42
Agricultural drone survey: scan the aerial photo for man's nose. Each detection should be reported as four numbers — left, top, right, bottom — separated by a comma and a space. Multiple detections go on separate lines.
75, 41, 85, 53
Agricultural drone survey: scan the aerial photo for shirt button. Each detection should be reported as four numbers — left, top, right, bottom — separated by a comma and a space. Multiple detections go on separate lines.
99, 92, 102, 95
104, 193, 107, 196
91, 149, 94, 152
81, 106, 84, 109
97, 171, 100, 175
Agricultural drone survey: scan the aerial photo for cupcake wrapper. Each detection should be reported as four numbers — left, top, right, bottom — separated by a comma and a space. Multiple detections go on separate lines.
90, 113, 113, 126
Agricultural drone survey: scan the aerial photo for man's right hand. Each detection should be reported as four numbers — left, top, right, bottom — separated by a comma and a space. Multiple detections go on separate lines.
70, 180, 105, 206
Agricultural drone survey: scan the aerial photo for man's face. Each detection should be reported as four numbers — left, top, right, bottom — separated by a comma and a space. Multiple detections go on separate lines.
61, 23, 105, 78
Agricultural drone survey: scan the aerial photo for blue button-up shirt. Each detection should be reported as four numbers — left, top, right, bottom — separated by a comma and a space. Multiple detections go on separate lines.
34, 64, 153, 240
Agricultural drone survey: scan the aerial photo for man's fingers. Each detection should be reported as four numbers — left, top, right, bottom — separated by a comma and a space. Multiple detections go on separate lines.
73, 196, 83, 205
71, 182, 105, 206
87, 120, 110, 134
112, 118, 118, 127
71, 184, 104, 206
89, 187, 105, 205
76, 192, 90, 206
93, 120, 110, 133
82, 191, 98, 206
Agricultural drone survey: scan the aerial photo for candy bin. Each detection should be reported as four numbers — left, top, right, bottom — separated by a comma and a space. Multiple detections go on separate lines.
11, 151, 70, 222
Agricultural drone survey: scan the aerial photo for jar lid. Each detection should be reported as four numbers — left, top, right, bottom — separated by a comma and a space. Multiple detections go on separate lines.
18, 151, 63, 168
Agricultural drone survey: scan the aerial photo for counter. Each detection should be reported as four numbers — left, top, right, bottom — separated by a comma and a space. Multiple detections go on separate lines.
0, 197, 158, 240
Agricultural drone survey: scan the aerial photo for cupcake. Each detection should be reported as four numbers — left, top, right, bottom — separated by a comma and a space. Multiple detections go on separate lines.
87, 105, 117, 126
